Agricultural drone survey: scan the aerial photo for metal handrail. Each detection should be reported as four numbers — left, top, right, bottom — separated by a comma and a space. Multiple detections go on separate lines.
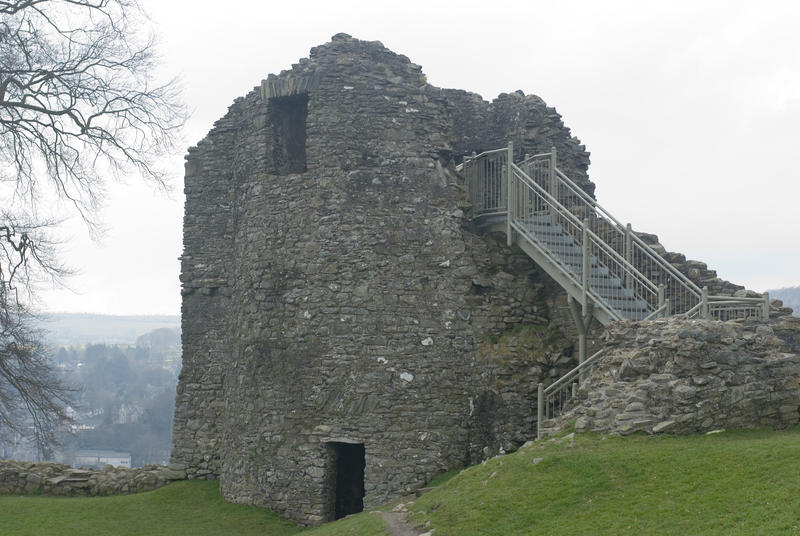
537, 349, 606, 439
509, 164, 659, 317
520, 151, 552, 165
643, 301, 670, 321
515, 164, 659, 294
707, 295, 765, 302
544, 349, 606, 396
554, 167, 704, 309
468, 147, 510, 159
508, 166, 623, 317
463, 143, 769, 322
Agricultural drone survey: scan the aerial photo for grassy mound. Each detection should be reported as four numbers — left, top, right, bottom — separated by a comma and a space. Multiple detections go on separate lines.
409, 428, 800, 535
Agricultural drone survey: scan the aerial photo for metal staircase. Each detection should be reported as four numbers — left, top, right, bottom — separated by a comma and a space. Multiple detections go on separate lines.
459, 143, 771, 439
460, 143, 769, 327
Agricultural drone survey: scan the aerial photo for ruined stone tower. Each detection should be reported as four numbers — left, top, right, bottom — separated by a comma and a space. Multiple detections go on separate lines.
171, 34, 596, 525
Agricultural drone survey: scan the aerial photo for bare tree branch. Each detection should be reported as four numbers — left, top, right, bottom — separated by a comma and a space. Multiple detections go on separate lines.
0, 0, 184, 457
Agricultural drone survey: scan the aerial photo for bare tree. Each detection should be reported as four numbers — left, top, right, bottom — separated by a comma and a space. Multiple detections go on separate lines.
0, 0, 185, 457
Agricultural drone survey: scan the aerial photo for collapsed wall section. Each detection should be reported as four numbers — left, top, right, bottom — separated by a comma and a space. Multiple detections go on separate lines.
547, 318, 800, 437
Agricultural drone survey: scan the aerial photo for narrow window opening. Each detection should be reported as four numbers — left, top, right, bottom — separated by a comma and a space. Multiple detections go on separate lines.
326, 442, 365, 520
267, 93, 309, 174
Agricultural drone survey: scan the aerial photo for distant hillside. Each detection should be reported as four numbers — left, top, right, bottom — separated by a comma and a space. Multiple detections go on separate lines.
37, 313, 180, 345
136, 327, 181, 349
769, 286, 800, 316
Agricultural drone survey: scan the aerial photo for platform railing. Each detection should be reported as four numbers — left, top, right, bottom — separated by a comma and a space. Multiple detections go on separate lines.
462, 148, 508, 216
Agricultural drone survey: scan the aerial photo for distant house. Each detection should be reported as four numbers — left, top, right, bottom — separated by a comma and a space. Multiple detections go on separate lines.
74, 450, 131, 469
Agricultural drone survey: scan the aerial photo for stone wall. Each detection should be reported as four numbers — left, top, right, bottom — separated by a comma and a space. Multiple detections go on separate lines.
0, 460, 185, 496
442, 88, 594, 196
548, 318, 800, 436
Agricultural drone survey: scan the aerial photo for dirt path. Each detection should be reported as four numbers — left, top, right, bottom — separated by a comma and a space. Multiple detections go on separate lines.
379, 510, 429, 536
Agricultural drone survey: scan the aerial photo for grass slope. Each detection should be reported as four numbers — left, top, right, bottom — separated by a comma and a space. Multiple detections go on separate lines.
3, 429, 800, 535
410, 428, 800, 535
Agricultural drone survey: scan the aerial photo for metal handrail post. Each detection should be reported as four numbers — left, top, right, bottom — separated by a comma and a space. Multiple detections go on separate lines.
468, 151, 477, 209
506, 141, 514, 246
658, 284, 665, 318
580, 218, 591, 372
537, 382, 543, 440
582, 218, 590, 308
549, 146, 557, 224
624, 223, 633, 290
701, 286, 709, 318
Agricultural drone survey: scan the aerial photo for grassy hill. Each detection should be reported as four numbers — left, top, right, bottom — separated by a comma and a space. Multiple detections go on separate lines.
2, 428, 799, 535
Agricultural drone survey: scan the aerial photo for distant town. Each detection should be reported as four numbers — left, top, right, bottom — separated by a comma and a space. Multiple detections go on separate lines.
1, 314, 180, 468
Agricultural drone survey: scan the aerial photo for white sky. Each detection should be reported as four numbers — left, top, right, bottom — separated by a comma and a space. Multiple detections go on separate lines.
41, 0, 800, 315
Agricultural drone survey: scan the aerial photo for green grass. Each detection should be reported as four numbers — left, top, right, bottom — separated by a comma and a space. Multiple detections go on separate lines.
0, 480, 301, 536
409, 428, 800, 535
4, 429, 800, 535
302, 512, 388, 536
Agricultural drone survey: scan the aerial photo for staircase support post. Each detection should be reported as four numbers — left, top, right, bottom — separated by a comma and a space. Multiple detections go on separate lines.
506, 141, 514, 246
537, 382, 543, 440
569, 297, 594, 384
658, 284, 666, 318
763, 291, 770, 320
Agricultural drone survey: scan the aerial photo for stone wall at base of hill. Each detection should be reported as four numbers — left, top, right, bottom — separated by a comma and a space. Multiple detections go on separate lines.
0, 460, 186, 496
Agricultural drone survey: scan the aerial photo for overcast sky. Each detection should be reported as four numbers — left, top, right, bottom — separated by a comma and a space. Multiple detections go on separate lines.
40, 0, 800, 315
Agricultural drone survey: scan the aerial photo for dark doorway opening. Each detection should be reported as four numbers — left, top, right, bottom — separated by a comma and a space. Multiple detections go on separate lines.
327, 442, 365, 520
267, 93, 309, 175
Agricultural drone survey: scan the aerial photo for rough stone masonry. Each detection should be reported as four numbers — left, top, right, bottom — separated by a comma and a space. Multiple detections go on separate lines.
540, 317, 800, 438
170, 33, 799, 525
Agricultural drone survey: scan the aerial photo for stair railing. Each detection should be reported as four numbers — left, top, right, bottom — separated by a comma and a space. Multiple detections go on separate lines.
508, 162, 659, 320
536, 348, 606, 439
464, 144, 769, 321
545, 165, 702, 316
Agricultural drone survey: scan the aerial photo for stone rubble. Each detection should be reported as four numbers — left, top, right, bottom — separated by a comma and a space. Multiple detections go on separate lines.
544, 317, 800, 437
